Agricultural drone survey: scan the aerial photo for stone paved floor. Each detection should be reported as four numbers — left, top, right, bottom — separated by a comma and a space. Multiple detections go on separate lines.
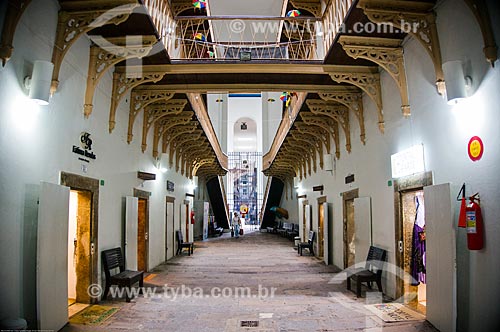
62, 230, 438, 332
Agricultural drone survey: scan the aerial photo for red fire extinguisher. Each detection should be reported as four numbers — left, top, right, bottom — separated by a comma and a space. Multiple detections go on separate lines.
465, 193, 484, 250
190, 211, 195, 225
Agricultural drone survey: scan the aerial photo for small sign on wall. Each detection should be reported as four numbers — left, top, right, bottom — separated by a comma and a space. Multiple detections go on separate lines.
468, 136, 484, 162
167, 180, 175, 192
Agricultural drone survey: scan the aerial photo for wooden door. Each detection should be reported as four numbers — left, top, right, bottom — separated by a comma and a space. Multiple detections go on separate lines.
137, 198, 148, 272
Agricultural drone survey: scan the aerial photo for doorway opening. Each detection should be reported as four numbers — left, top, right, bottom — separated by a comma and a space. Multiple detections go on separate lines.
61, 172, 100, 317
342, 189, 358, 268
134, 189, 150, 272
165, 196, 175, 261
394, 172, 432, 315
68, 190, 91, 316
317, 196, 327, 259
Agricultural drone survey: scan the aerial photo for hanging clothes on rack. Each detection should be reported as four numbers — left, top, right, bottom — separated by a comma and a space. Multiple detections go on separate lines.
410, 192, 426, 285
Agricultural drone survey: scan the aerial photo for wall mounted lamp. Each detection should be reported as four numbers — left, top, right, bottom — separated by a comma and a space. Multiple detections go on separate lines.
240, 122, 247, 130
442, 60, 472, 105
24, 60, 54, 105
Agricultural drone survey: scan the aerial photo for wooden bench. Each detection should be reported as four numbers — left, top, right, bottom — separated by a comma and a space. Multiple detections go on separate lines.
298, 231, 315, 256
176, 230, 194, 255
101, 248, 144, 302
347, 245, 387, 298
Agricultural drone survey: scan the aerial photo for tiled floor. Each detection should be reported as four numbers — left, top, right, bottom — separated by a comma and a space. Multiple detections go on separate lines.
62, 230, 438, 332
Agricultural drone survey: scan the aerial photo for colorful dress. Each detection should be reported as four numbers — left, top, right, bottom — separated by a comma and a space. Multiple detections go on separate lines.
411, 194, 426, 285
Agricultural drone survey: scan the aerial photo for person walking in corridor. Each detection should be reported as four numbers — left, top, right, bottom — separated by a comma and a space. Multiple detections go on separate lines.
233, 212, 241, 238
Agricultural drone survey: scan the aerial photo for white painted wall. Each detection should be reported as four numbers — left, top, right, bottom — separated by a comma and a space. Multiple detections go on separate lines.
287, 1, 500, 331
227, 95, 263, 153
0, 0, 194, 324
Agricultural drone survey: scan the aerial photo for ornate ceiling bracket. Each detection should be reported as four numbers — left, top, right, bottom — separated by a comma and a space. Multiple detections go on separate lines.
464, 0, 498, 66
295, 123, 331, 154
301, 113, 341, 159
288, 136, 319, 173
50, 3, 138, 93
289, 0, 322, 17
318, 86, 366, 144
167, 129, 203, 164
109, 69, 165, 133
339, 36, 410, 117
127, 90, 175, 143
163, 126, 201, 155
192, 158, 217, 177
0, 0, 31, 67
325, 66, 384, 133
141, 100, 188, 152
178, 143, 209, 174
306, 100, 352, 153
357, 0, 445, 95
284, 144, 314, 176
152, 112, 194, 158
171, 0, 195, 16
83, 36, 156, 119
291, 131, 323, 169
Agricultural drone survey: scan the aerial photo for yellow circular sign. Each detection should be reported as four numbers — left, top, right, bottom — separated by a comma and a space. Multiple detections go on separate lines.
468, 136, 483, 162
240, 204, 248, 214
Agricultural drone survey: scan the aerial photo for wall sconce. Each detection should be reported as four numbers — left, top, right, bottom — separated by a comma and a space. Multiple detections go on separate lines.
24, 60, 54, 105
240, 122, 247, 130
442, 60, 472, 105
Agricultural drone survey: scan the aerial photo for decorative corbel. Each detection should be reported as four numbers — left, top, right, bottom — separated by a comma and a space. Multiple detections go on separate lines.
50, 3, 138, 93
307, 100, 351, 153
128, 89, 175, 143
339, 36, 410, 117
295, 123, 331, 154
152, 112, 194, 158
141, 100, 188, 152
324, 65, 384, 133
163, 126, 201, 155
289, 0, 322, 17
291, 131, 324, 169
301, 112, 341, 159
109, 68, 166, 133
171, 0, 195, 16
464, 0, 498, 66
167, 129, 203, 164
318, 86, 366, 144
0, 0, 32, 67
357, 0, 445, 94
83, 36, 156, 118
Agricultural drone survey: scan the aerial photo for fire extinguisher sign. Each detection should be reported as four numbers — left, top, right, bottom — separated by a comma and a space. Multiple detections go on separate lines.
466, 211, 477, 233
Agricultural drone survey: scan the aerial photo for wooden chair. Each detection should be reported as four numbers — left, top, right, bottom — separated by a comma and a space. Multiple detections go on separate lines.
298, 231, 315, 256
346, 246, 387, 298
176, 230, 194, 255
101, 248, 143, 302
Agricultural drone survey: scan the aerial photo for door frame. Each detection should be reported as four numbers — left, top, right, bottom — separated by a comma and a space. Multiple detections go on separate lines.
317, 196, 327, 258
165, 196, 175, 261
342, 188, 358, 269
393, 171, 433, 299
302, 199, 309, 241
134, 188, 150, 272
60, 172, 99, 304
